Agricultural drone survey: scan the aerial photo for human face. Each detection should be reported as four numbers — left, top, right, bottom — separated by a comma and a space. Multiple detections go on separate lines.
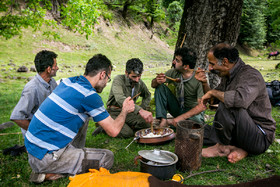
207, 52, 228, 77
172, 55, 185, 71
95, 70, 111, 93
105, 71, 111, 82
126, 71, 141, 87
50, 59, 59, 77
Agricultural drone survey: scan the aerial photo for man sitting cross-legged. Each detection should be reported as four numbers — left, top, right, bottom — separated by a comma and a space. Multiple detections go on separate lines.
93, 58, 153, 138
166, 43, 276, 163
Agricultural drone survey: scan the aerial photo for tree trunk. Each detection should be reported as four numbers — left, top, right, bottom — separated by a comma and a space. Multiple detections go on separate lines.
122, 0, 136, 19
176, 0, 243, 88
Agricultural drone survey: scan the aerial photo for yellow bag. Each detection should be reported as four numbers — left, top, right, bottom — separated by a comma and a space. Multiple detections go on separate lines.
68, 167, 151, 187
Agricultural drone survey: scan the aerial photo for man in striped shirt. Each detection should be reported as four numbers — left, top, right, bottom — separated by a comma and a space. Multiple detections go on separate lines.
25, 54, 135, 183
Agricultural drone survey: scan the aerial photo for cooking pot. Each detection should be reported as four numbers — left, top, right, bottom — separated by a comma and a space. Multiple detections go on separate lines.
134, 149, 178, 180
134, 127, 175, 144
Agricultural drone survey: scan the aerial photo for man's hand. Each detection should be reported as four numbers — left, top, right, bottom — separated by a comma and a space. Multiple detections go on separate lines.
201, 91, 212, 106
151, 73, 166, 88
156, 73, 166, 84
12, 119, 30, 130
122, 97, 135, 114
139, 109, 153, 124
201, 90, 224, 104
195, 67, 207, 83
167, 118, 177, 127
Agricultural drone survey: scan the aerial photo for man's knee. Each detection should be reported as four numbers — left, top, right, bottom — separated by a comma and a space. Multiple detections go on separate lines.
117, 129, 134, 138
81, 149, 114, 173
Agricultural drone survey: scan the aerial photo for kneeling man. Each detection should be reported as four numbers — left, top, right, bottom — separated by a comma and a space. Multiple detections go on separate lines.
25, 54, 135, 183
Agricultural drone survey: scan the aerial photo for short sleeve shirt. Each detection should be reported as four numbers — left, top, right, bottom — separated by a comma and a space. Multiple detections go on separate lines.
165, 69, 204, 109
25, 75, 109, 160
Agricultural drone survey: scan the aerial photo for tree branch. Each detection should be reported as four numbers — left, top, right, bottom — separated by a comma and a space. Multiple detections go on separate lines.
183, 169, 225, 181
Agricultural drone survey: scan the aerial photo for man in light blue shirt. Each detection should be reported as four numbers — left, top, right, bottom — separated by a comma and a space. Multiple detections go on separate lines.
10, 50, 59, 137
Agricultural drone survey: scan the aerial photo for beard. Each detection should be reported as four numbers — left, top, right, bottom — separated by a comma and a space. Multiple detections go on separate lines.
95, 86, 104, 93
95, 79, 107, 93
210, 69, 221, 76
128, 78, 138, 87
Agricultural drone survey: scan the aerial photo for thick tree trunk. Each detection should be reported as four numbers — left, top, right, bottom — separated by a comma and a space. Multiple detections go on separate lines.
176, 0, 243, 88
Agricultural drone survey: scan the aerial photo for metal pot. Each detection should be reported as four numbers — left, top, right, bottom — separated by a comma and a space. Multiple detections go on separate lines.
134, 149, 178, 180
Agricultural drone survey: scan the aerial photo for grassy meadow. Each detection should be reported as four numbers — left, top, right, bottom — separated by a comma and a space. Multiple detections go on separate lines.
0, 22, 279, 186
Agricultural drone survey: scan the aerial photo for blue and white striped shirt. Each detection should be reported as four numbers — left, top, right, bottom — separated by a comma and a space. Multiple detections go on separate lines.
25, 75, 109, 160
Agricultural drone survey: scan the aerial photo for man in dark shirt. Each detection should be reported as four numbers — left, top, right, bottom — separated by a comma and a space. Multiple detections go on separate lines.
168, 43, 276, 163
94, 58, 153, 138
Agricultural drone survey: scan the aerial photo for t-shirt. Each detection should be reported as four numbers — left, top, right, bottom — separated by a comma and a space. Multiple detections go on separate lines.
165, 69, 204, 109
25, 75, 109, 160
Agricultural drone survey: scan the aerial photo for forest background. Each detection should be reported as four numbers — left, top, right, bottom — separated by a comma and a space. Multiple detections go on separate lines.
0, 0, 279, 186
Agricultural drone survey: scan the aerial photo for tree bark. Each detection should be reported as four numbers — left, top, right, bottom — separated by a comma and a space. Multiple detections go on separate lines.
176, 0, 243, 88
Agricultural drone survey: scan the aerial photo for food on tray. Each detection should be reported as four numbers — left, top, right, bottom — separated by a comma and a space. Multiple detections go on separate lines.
142, 132, 162, 138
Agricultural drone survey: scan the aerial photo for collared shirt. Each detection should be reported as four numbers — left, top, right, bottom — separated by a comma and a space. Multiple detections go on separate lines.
25, 75, 109, 160
216, 59, 276, 143
10, 74, 57, 121
165, 68, 204, 109
106, 74, 151, 114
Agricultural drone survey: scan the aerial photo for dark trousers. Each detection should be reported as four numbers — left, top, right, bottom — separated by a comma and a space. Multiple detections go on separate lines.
204, 102, 270, 155
154, 84, 204, 124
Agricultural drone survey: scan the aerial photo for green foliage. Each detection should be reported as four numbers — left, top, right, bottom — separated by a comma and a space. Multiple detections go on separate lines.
238, 0, 267, 49
0, 0, 55, 39
266, 0, 280, 46
60, 0, 100, 39
162, 0, 184, 9
144, 0, 165, 24
167, 1, 183, 24
0, 0, 101, 40
267, 0, 280, 30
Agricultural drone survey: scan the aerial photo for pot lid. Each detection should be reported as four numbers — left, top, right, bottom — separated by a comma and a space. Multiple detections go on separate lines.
138, 149, 174, 164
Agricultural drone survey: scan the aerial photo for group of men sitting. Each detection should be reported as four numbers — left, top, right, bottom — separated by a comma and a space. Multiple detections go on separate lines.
10, 43, 276, 183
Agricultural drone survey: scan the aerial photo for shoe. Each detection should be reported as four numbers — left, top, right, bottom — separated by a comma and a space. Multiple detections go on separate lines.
3, 145, 26, 156
92, 126, 104, 136
45, 173, 65, 181
29, 171, 64, 183
29, 171, 46, 183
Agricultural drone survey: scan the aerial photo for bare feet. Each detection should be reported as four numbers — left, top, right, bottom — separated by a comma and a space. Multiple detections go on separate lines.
202, 143, 230, 157
202, 143, 248, 163
227, 147, 248, 163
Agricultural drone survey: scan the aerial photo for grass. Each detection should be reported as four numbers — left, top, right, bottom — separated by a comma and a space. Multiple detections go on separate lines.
0, 22, 280, 186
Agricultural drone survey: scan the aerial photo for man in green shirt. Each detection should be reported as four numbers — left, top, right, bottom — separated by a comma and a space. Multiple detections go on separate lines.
151, 47, 204, 126
93, 58, 153, 138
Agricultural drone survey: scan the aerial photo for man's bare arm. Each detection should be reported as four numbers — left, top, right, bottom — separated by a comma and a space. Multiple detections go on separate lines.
98, 97, 135, 137
11, 119, 30, 130
167, 102, 207, 126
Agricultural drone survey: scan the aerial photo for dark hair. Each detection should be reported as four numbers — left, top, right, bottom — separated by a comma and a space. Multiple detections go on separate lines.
210, 43, 239, 63
34, 50, 58, 73
84, 54, 112, 76
174, 47, 197, 69
126, 58, 143, 74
